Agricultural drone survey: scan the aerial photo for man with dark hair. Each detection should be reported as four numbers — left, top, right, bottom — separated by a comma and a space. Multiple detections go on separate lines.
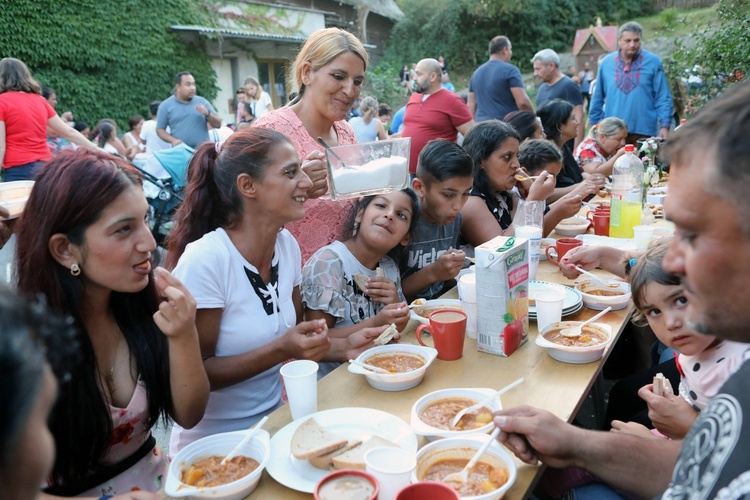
140, 100, 170, 152
589, 21, 673, 143
156, 71, 221, 148
401, 59, 474, 176
468, 36, 533, 122
494, 82, 750, 499
399, 139, 474, 301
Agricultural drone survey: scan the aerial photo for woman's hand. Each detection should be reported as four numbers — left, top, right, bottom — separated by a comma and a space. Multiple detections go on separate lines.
526, 171, 556, 201
343, 325, 401, 360
373, 302, 410, 331
570, 179, 600, 199
639, 384, 698, 440
301, 150, 328, 199
364, 276, 400, 304
279, 319, 331, 361
152, 267, 198, 340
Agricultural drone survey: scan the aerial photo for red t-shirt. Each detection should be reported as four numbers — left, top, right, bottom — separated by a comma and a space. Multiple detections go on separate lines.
401, 88, 473, 173
0, 91, 55, 167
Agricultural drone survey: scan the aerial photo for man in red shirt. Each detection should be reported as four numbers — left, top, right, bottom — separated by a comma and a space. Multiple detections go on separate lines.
401, 58, 474, 175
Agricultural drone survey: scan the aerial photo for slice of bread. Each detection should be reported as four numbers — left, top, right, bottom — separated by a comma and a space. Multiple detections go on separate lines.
331, 435, 399, 471
353, 273, 370, 293
290, 418, 349, 460
374, 323, 398, 346
308, 439, 363, 470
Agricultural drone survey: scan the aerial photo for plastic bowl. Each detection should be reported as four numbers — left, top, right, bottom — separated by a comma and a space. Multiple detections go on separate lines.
348, 344, 438, 391
0, 180, 34, 218
554, 216, 591, 237
164, 429, 271, 499
535, 321, 614, 364
412, 435, 517, 499
574, 279, 632, 311
410, 388, 502, 441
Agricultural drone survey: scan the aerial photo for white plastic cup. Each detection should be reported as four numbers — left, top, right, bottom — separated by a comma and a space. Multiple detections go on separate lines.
280, 360, 318, 420
460, 300, 478, 340
364, 447, 416, 500
516, 226, 543, 280
535, 291, 565, 332
633, 225, 655, 250
457, 273, 477, 302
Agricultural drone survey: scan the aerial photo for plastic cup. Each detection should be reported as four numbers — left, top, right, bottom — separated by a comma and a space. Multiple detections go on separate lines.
280, 360, 318, 420
633, 225, 655, 250
461, 300, 479, 340
457, 273, 477, 302
364, 447, 416, 500
516, 226, 542, 280
535, 291, 565, 332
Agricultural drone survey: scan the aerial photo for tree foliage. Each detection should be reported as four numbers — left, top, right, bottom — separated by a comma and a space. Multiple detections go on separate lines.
0, 0, 217, 129
666, 0, 749, 115
383, 0, 654, 75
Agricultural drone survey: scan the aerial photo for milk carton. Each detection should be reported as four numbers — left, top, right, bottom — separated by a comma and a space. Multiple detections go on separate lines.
475, 236, 530, 356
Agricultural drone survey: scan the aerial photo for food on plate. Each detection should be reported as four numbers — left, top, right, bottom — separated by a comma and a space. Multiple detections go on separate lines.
180, 455, 260, 487
291, 418, 348, 460
645, 202, 664, 216
309, 439, 363, 470
414, 305, 463, 318
418, 397, 493, 430
352, 273, 370, 293
543, 325, 608, 347
317, 473, 376, 500
557, 218, 586, 226
373, 323, 398, 346
423, 458, 509, 495
577, 283, 627, 297
411, 298, 427, 307
364, 352, 425, 373
652, 372, 674, 397
331, 435, 399, 471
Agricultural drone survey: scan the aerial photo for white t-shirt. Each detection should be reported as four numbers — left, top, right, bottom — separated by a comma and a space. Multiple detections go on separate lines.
169, 228, 301, 453
140, 119, 171, 152
251, 92, 273, 119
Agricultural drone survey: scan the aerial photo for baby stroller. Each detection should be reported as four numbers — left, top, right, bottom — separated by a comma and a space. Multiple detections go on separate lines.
132, 144, 193, 248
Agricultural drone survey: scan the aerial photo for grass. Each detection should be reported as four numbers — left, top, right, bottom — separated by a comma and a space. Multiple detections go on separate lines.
632, 4, 720, 39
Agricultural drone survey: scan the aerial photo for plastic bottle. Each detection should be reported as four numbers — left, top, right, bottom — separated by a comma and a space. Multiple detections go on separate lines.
610, 144, 643, 238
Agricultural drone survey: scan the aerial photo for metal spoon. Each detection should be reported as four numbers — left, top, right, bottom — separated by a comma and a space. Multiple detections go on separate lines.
442, 427, 501, 484
316, 137, 354, 169
561, 307, 612, 338
451, 378, 524, 428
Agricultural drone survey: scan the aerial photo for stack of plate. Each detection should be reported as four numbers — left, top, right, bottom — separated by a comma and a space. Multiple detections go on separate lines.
528, 281, 583, 320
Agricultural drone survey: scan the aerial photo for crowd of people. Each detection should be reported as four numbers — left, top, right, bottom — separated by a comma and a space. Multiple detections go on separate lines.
0, 20, 748, 500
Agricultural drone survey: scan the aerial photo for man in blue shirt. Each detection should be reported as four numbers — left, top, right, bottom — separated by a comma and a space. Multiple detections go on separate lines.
157, 71, 222, 149
589, 22, 673, 143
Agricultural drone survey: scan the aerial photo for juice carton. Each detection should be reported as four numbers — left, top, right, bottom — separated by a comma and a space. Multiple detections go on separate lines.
475, 236, 530, 356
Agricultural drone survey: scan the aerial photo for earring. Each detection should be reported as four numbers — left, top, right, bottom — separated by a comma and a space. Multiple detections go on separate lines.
352, 221, 360, 237
70, 263, 81, 276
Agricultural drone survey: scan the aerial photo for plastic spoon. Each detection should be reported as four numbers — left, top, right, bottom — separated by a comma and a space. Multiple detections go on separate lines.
349, 359, 390, 374
514, 172, 540, 182
221, 416, 268, 465
451, 378, 524, 428
573, 265, 617, 288
442, 427, 501, 484
561, 307, 612, 338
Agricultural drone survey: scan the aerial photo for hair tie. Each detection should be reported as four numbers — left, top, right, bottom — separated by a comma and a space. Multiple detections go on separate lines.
215, 141, 223, 154
629, 258, 637, 268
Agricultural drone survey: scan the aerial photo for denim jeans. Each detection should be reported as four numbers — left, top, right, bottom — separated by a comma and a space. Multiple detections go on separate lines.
3, 161, 45, 181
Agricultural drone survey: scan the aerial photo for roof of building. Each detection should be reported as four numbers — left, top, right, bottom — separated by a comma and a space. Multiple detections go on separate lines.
572, 25, 618, 55
336, 0, 404, 21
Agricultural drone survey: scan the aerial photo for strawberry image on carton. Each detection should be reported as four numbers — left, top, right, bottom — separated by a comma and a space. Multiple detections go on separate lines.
475, 236, 530, 356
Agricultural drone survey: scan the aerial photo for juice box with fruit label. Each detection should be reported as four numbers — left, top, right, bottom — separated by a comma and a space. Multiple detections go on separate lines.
475, 236, 530, 356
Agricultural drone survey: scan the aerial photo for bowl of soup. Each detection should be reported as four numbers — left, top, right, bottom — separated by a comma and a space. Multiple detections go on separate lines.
165, 429, 271, 499
348, 343, 438, 391
535, 321, 614, 364
575, 279, 632, 311
314, 469, 379, 500
411, 388, 502, 441
412, 435, 516, 499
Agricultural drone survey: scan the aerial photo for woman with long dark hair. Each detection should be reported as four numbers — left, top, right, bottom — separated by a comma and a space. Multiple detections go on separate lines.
165, 128, 389, 452
15, 150, 208, 497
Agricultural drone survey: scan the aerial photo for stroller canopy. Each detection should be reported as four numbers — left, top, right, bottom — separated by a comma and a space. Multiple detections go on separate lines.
151, 144, 194, 191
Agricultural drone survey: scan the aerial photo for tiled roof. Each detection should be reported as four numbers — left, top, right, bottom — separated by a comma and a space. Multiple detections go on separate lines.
573, 25, 618, 55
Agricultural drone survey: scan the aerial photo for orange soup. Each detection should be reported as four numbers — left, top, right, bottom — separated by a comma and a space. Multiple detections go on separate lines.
419, 397, 493, 430
543, 325, 608, 347
181, 455, 259, 487
364, 352, 425, 373
423, 458, 508, 496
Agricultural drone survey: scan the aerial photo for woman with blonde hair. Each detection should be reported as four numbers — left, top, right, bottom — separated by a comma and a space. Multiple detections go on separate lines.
243, 76, 273, 120
574, 116, 628, 176
348, 96, 387, 143
253, 27, 369, 263
0, 57, 97, 181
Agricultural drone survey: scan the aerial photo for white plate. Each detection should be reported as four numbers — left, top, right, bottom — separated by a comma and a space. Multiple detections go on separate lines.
530, 301, 584, 319
554, 216, 590, 236
575, 234, 637, 251
267, 407, 418, 493
528, 281, 582, 316
410, 299, 462, 324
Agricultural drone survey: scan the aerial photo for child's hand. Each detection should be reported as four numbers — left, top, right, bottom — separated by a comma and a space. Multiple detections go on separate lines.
364, 276, 400, 304
374, 302, 409, 331
279, 319, 331, 361
570, 179, 600, 199
431, 249, 465, 282
609, 420, 657, 439
152, 267, 198, 340
638, 384, 698, 440
550, 192, 584, 219
526, 171, 556, 201
344, 325, 401, 360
